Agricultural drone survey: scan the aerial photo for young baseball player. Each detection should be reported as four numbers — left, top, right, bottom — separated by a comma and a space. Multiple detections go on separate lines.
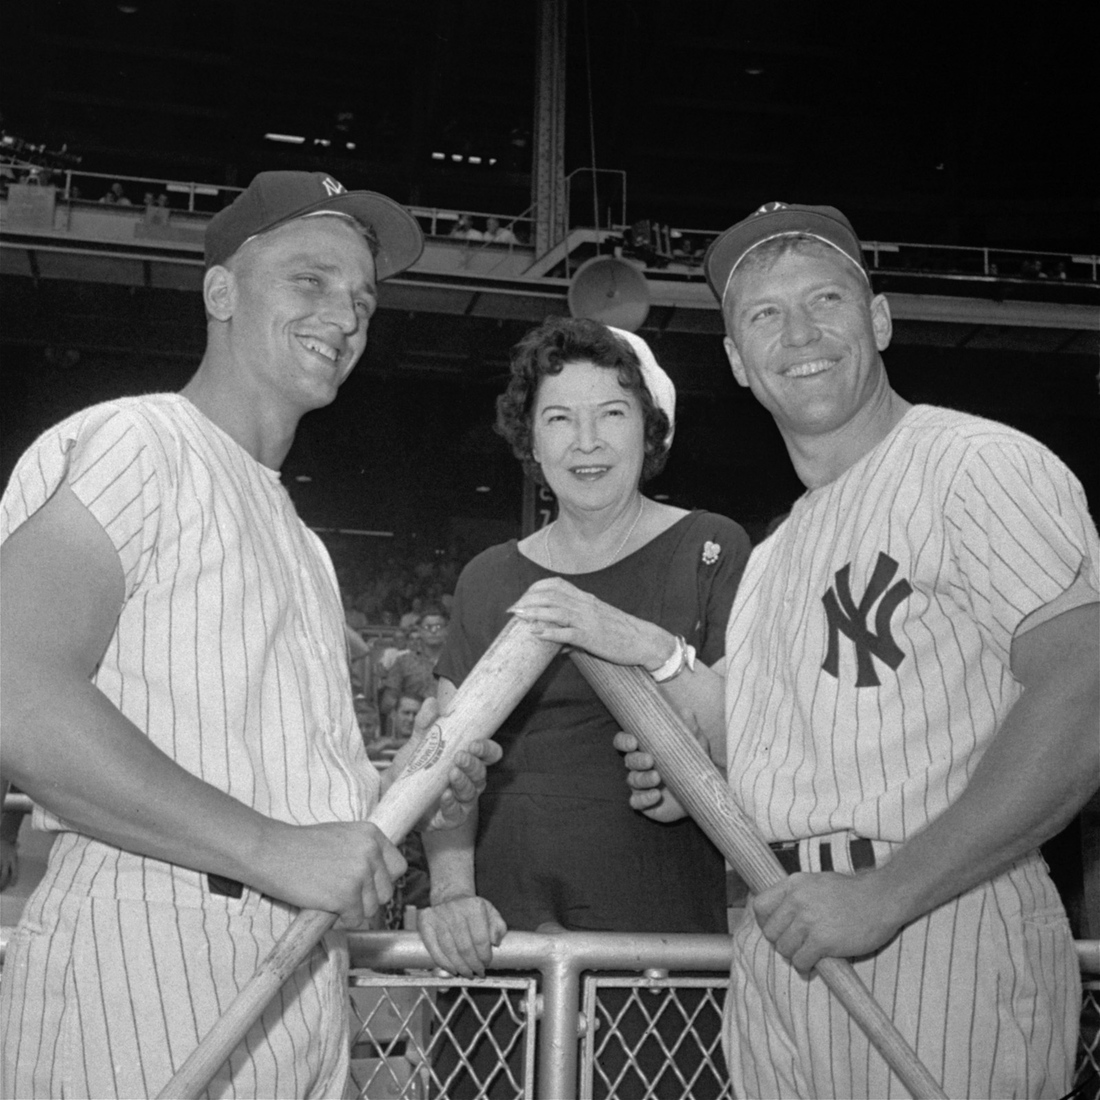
510, 202, 1098, 1098
0, 171, 500, 1098
705, 204, 1098, 1099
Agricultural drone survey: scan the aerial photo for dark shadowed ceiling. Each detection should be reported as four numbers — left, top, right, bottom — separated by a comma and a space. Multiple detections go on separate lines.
4, 0, 1097, 248
2, 1, 1098, 548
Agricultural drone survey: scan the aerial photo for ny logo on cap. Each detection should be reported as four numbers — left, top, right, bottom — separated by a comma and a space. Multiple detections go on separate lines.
321, 176, 347, 197
756, 201, 788, 215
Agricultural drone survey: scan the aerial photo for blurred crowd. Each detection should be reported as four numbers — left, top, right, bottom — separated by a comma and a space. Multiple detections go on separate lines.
327, 540, 465, 759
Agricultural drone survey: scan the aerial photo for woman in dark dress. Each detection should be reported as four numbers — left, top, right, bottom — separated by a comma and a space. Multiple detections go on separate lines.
418, 317, 750, 1097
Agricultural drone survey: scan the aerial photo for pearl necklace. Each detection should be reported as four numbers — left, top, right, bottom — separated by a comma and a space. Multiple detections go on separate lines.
544, 496, 646, 572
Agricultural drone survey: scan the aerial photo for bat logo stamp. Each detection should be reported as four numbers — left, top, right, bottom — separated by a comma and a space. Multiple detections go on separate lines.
406, 723, 446, 775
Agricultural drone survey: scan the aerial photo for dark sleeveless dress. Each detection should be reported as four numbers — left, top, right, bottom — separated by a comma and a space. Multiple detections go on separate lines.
430, 511, 751, 1099
436, 510, 751, 933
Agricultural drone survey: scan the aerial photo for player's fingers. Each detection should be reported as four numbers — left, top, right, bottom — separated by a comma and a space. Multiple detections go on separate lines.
368, 863, 394, 912
414, 696, 440, 731
628, 788, 662, 811
612, 730, 640, 753
381, 842, 408, 879
620, 746, 655, 769
751, 880, 789, 923
625, 767, 662, 790
446, 758, 479, 802
469, 738, 503, 767
773, 923, 808, 962
790, 940, 824, 974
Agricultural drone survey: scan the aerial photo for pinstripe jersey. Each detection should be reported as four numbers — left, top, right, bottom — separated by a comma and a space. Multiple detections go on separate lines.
724, 404, 1099, 844
1, 392, 380, 849
1, 394, 378, 1097
719, 403, 1093, 1097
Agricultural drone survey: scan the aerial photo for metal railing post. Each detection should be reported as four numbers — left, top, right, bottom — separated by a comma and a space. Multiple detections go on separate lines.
538, 946, 583, 1099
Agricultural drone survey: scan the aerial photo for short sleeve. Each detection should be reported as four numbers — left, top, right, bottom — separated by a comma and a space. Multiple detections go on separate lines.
433, 543, 514, 686
434, 557, 485, 689
691, 513, 753, 666
0, 403, 165, 600
945, 440, 1100, 664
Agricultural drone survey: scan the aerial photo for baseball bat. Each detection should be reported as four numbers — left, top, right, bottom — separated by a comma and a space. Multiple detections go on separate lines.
158, 616, 560, 1100
570, 652, 949, 1100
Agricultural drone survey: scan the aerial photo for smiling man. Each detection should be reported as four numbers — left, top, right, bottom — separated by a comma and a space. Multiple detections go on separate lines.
0, 172, 502, 1098
694, 202, 1098, 1097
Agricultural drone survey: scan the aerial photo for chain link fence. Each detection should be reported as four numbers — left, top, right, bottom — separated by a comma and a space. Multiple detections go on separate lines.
0, 926, 1094, 1097
343, 932, 1100, 1100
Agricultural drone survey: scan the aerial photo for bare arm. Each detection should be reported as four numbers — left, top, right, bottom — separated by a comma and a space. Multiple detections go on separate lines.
1, 485, 404, 926
509, 578, 727, 758
755, 602, 1100, 971
416, 676, 507, 975
508, 578, 727, 822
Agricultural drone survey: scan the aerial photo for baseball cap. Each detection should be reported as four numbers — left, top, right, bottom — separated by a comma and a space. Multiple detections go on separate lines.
204, 171, 424, 279
704, 201, 868, 305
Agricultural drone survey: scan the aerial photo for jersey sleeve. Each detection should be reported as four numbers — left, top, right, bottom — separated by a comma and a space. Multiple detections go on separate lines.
1, 402, 166, 601
945, 439, 1100, 665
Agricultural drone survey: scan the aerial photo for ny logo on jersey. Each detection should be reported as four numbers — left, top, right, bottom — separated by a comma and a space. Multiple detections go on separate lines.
821, 552, 912, 688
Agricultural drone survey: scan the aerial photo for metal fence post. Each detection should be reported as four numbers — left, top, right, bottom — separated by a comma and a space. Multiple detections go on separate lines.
539, 946, 583, 1098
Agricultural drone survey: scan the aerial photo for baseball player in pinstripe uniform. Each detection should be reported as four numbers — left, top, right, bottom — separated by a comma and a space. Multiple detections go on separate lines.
0, 171, 500, 1098
514, 202, 1098, 1097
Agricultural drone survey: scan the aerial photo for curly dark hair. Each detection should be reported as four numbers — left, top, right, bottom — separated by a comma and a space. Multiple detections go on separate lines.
495, 316, 671, 487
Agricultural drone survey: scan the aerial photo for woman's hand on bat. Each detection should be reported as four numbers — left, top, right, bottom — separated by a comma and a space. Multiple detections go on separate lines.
508, 579, 676, 672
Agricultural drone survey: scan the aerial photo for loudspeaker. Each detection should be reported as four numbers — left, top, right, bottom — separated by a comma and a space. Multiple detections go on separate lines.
567, 255, 650, 332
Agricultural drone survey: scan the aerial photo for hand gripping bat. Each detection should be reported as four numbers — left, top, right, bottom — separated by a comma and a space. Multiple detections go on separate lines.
157, 616, 558, 1099
570, 651, 949, 1100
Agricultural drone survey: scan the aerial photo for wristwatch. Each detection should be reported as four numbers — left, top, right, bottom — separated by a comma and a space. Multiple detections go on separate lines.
650, 634, 696, 683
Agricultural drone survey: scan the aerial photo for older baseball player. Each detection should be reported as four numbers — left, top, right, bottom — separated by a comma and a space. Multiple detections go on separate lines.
508, 202, 1098, 1098
0, 171, 501, 1098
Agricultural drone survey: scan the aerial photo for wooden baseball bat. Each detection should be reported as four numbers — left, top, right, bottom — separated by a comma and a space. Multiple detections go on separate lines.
570, 652, 949, 1100
158, 616, 560, 1100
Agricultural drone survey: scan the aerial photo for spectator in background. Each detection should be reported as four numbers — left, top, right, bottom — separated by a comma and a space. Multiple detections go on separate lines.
380, 604, 449, 724
344, 623, 374, 701
485, 216, 518, 245
98, 181, 131, 205
378, 626, 412, 672
450, 214, 483, 241
393, 694, 423, 742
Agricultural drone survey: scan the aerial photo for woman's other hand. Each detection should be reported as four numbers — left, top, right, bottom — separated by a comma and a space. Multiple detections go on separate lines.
417, 895, 507, 976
